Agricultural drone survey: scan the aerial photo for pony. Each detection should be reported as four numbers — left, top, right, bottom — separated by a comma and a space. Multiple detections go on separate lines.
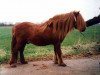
9, 11, 86, 67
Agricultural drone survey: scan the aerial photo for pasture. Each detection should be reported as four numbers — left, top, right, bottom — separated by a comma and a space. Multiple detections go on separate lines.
0, 24, 100, 64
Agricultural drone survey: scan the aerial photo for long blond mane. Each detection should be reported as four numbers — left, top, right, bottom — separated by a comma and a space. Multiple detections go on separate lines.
41, 11, 86, 40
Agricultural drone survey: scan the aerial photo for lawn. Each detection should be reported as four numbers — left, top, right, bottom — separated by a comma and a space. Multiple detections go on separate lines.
0, 24, 100, 63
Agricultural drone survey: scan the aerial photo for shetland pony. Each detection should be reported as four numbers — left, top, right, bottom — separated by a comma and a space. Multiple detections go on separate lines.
9, 11, 86, 67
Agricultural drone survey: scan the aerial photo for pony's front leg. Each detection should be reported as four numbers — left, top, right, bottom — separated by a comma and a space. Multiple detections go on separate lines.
54, 43, 66, 67
54, 49, 58, 64
9, 48, 18, 67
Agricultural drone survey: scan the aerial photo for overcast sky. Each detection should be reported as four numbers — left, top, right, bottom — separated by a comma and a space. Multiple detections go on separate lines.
0, 0, 100, 23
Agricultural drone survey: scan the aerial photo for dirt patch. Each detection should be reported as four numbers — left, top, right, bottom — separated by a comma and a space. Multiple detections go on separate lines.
33, 63, 48, 70
1, 55, 100, 75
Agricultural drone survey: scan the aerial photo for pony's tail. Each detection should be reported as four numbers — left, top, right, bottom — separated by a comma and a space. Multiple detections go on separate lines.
11, 35, 16, 52
11, 27, 16, 51
9, 32, 17, 65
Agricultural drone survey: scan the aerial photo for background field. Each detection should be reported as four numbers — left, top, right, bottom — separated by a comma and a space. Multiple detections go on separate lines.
0, 24, 100, 64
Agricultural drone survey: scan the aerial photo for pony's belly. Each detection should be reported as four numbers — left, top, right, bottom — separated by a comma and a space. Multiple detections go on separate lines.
29, 37, 52, 46
32, 41, 51, 46
33, 42, 50, 46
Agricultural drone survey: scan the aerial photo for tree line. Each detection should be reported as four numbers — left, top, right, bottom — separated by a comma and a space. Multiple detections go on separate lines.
0, 23, 13, 26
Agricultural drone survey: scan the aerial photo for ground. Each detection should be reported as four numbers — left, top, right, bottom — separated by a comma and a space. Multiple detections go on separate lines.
0, 55, 100, 75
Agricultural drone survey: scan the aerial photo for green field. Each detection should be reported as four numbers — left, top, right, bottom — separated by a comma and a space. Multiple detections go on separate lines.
0, 25, 100, 63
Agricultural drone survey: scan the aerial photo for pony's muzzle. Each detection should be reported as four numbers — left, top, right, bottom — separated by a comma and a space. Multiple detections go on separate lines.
81, 28, 86, 32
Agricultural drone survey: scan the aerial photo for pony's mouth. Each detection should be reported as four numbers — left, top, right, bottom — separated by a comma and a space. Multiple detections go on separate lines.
80, 28, 86, 32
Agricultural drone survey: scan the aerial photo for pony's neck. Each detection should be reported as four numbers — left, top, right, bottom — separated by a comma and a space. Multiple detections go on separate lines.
59, 13, 75, 40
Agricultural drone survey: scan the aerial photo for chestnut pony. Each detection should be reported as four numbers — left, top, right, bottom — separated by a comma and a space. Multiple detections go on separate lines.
9, 11, 86, 67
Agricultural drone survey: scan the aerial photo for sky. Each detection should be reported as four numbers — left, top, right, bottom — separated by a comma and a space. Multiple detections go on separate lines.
0, 0, 100, 24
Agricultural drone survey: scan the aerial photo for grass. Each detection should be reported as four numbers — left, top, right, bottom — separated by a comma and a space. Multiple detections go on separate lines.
0, 24, 100, 63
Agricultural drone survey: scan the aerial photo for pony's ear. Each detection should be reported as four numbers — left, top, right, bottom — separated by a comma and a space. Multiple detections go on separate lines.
73, 11, 80, 16
48, 22, 53, 29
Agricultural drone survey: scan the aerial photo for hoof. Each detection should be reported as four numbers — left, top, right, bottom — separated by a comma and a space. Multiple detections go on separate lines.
58, 63, 66, 67
10, 64, 17, 68
21, 61, 28, 64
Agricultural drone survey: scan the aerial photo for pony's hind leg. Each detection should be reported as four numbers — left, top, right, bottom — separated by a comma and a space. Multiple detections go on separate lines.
9, 36, 18, 67
19, 42, 28, 64
9, 37, 27, 67
10, 42, 23, 67
9, 48, 18, 67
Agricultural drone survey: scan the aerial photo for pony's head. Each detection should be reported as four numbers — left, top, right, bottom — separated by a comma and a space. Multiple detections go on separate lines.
73, 11, 86, 32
